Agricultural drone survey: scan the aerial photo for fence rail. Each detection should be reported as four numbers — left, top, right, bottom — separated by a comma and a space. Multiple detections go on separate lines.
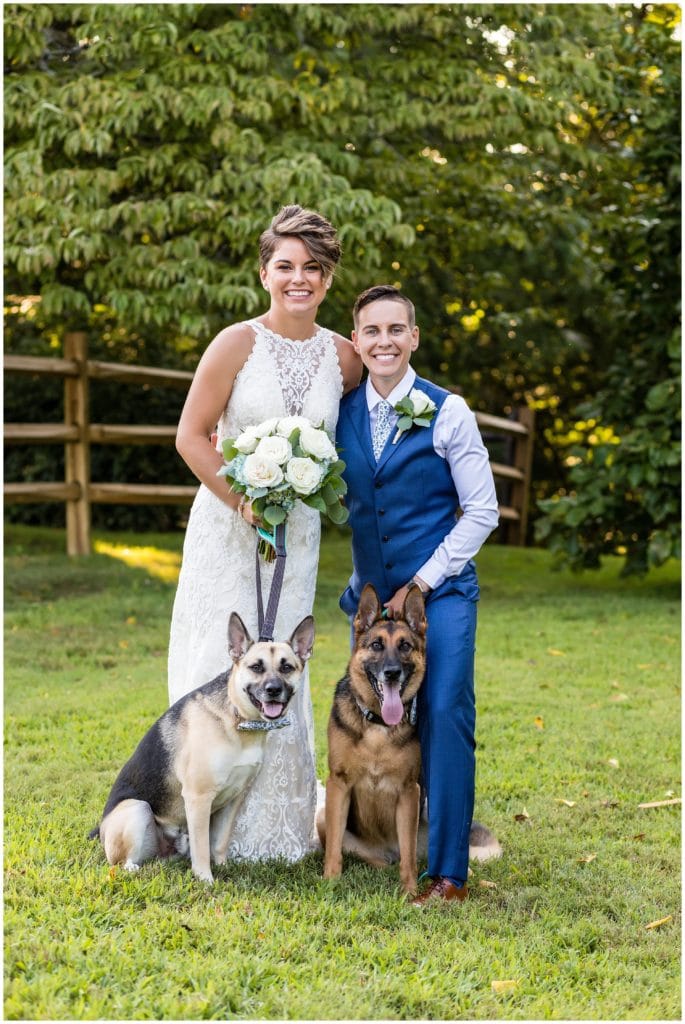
4, 333, 535, 555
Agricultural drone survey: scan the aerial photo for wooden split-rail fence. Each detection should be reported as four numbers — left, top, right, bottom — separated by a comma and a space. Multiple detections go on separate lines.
4, 332, 535, 556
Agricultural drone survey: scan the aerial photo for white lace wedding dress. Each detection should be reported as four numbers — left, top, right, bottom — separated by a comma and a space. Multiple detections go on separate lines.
168, 319, 343, 861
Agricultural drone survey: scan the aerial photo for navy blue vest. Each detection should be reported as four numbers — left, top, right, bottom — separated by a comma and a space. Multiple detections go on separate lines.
337, 376, 466, 612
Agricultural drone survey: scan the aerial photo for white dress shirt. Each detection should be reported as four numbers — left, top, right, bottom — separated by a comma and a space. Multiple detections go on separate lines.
366, 368, 499, 590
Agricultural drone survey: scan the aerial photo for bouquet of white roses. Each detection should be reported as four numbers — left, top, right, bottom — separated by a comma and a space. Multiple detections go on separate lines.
218, 416, 348, 558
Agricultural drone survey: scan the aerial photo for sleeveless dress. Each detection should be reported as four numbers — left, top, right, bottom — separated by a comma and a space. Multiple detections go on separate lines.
167, 319, 344, 861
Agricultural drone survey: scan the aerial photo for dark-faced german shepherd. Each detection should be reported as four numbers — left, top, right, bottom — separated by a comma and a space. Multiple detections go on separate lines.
316, 583, 500, 894
91, 612, 314, 884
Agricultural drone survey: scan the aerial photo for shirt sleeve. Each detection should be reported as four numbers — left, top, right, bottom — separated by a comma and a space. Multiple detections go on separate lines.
415, 394, 499, 590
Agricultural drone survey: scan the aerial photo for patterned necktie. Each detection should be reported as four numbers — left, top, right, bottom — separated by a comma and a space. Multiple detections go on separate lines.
372, 400, 394, 461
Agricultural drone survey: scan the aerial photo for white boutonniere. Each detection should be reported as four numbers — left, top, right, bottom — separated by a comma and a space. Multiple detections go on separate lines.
392, 388, 437, 443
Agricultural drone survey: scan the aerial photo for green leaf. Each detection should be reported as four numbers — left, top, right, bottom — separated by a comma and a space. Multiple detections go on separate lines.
302, 493, 327, 513
321, 482, 339, 505
393, 398, 413, 415
263, 504, 287, 526
325, 500, 349, 524
326, 474, 348, 496
646, 380, 677, 412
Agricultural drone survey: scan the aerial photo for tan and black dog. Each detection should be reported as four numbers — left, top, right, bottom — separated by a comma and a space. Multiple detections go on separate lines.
317, 583, 500, 894
91, 612, 314, 883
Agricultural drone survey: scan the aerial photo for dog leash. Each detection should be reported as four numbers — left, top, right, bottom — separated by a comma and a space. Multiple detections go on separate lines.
254, 523, 287, 642
236, 523, 292, 732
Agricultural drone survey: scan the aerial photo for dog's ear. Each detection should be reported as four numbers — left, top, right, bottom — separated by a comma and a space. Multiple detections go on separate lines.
402, 585, 427, 637
354, 583, 382, 635
228, 612, 252, 662
289, 615, 315, 662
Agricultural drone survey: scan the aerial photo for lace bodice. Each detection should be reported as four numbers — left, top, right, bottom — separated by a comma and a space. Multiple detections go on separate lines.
218, 320, 342, 442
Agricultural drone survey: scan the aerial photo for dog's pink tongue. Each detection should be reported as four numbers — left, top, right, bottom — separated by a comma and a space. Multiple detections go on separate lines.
380, 683, 404, 726
262, 702, 284, 719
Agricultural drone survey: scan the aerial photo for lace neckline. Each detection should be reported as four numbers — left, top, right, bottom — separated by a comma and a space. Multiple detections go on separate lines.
248, 319, 328, 346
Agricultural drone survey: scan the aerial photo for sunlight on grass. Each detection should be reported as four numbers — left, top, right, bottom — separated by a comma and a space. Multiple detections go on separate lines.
93, 540, 181, 583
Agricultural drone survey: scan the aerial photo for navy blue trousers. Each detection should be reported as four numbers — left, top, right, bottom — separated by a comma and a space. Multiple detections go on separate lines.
416, 571, 478, 885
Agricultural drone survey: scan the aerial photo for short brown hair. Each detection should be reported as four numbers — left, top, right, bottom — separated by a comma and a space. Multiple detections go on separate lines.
259, 205, 342, 278
352, 285, 416, 329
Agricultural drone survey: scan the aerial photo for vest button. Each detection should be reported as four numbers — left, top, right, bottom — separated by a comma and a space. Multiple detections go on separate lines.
375, 481, 383, 489
382, 536, 389, 543
378, 509, 385, 516
385, 562, 393, 569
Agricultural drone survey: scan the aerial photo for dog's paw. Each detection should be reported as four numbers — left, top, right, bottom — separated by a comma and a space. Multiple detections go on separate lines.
123, 860, 141, 873
193, 868, 215, 884
400, 875, 418, 895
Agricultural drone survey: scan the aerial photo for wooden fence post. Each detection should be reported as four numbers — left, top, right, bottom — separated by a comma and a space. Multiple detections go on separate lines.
508, 406, 535, 545
63, 331, 91, 555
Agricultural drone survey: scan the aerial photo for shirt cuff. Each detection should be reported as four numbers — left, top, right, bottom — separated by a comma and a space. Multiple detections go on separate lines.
415, 559, 447, 592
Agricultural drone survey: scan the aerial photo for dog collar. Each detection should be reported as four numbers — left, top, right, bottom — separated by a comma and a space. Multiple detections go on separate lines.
354, 694, 417, 728
231, 705, 292, 732
237, 717, 292, 732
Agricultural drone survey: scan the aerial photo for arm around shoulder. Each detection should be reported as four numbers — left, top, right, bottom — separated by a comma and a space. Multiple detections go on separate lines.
334, 334, 363, 394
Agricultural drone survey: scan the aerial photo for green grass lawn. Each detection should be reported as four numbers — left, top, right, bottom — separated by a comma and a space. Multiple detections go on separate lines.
4, 523, 681, 1020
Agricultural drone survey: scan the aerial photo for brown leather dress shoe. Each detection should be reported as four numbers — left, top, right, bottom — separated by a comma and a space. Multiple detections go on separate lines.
410, 877, 468, 907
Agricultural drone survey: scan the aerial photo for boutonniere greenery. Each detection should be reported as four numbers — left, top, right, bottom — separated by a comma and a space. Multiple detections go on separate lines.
392, 388, 437, 443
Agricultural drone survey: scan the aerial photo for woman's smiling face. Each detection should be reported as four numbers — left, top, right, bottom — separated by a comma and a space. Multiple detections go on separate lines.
260, 237, 331, 317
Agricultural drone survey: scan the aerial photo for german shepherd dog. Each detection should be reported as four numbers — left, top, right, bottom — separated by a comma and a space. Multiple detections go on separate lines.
91, 612, 315, 884
316, 583, 500, 894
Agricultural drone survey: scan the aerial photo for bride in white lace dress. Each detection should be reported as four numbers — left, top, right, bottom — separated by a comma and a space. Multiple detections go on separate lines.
168, 206, 360, 862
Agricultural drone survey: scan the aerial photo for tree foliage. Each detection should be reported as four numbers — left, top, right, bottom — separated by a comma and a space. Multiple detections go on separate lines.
4, 3, 681, 563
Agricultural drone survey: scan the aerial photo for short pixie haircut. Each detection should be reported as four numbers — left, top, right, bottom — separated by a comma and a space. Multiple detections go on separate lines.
259, 205, 342, 278
352, 285, 416, 329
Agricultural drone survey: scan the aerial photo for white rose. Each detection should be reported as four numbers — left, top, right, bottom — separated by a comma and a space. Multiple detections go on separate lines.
243, 453, 284, 489
409, 389, 434, 415
285, 457, 324, 495
299, 424, 337, 461
276, 415, 311, 437
255, 434, 292, 465
234, 428, 260, 454
253, 417, 280, 438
